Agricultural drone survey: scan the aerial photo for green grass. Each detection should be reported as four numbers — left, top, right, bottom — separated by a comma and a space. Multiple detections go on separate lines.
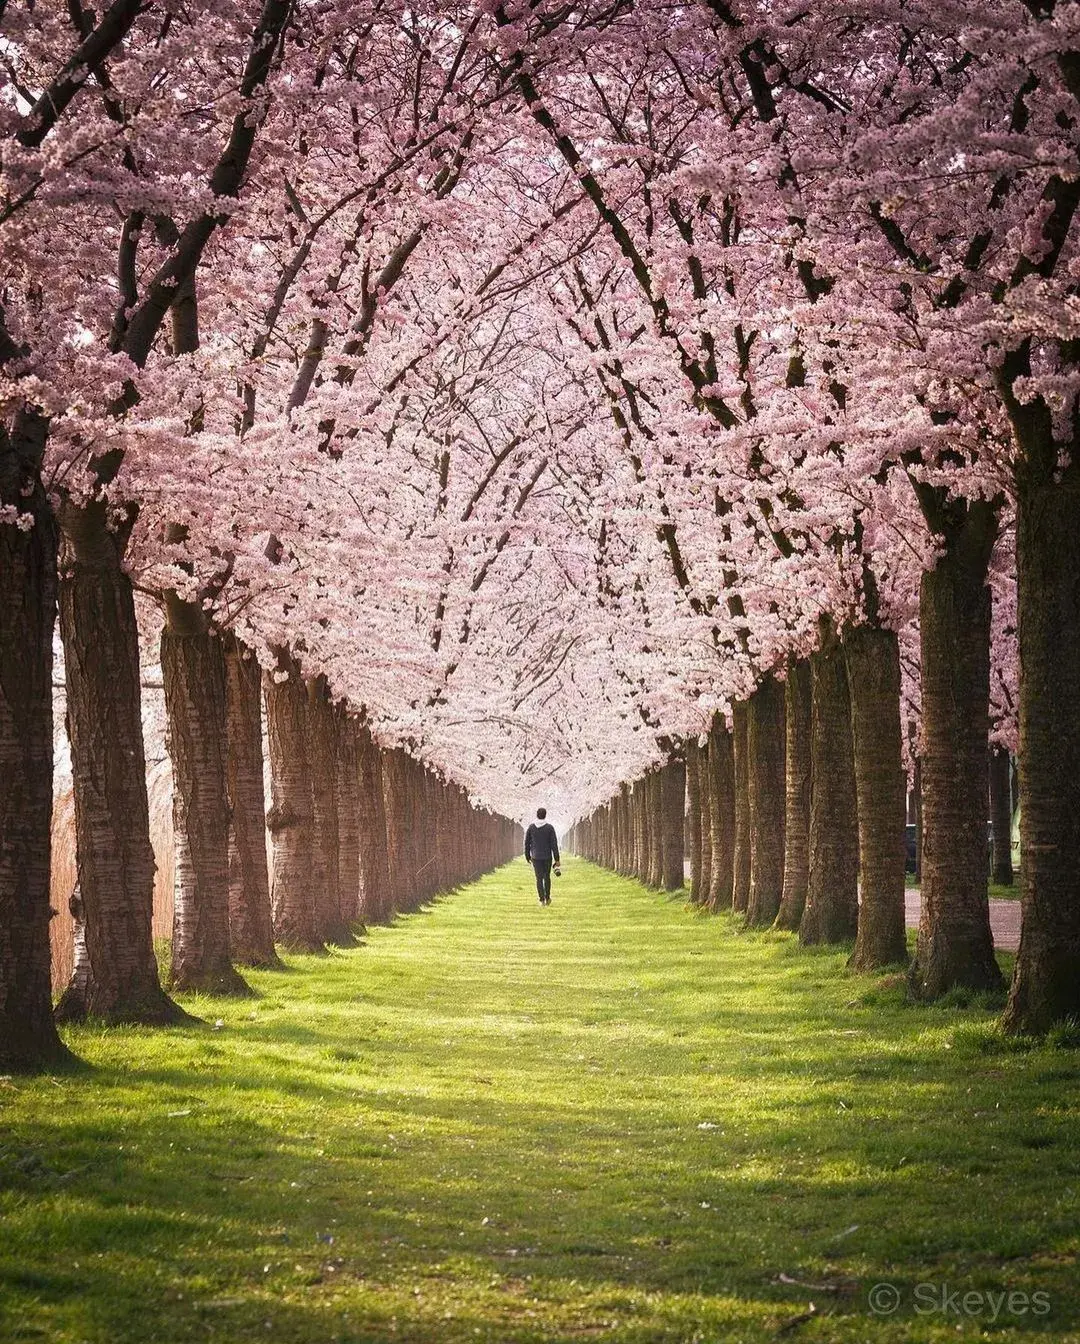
905, 874, 1021, 902
1, 861, 1077, 1343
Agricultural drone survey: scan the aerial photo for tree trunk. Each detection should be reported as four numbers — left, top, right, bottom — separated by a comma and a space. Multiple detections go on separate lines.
161, 598, 249, 996
912, 758, 923, 885
0, 409, 73, 1070
746, 674, 786, 927
54, 503, 185, 1025
1004, 466, 1080, 1033
632, 779, 647, 881
618, 783, 633, 875
685, 741, 703, 902
264, 659, 323, 952
661, 754, 686, 892
336, 715, 363, 936
801, 626, 859, 945
989, 746, 1014, 887
706, 716, 735, 911
223, 634, 280, 968
909, 510, 1003, 999
697, 747, 713, 901
382, 749, 409, 916
356, 726, 391, 923
845, 624, 908, 971
307, 681, 349, 944
775, 658, 811, 932
648, 770, 664, 888
731, 701, 751, 913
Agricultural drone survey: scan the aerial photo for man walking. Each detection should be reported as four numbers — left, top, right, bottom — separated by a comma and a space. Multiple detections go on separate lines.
524, 808, 561, 906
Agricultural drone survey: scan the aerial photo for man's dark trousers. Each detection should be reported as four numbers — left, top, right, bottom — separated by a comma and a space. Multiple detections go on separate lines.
533, 858, 552, 903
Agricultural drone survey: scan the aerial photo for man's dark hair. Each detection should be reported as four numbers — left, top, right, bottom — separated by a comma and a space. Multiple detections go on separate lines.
536, 807, 547, 820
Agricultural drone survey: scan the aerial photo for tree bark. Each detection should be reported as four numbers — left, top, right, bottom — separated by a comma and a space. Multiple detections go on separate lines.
162, 599, 250, 995
307, 681, 350, 944
1004, 466, 1080, 1032
264, 658, 323, 952
909, 508, 1003, 999
660, 753, 686, 891
845, 624, 909, 971
912, 757, 923, 885
989, 746, 1014, 887
745, 674, 786, 927
686, 740, 703, 902
356, 726, 390, 922
223, 633, 280, 968
696, 747, 713, 901
731, 701, 751, 913
55, 504, 186, 1024
632, 778, 647, 881
706, 715, 735, 911
336, 714, 363, 936
0, 409, 74, 1070
775, 658, 811, 932
801, 626, 859, 945
648, 770, 664, 888
382, 748, 410, 916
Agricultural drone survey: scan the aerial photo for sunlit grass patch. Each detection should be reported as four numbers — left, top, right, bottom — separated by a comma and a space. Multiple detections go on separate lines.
1, 861, 1077, 1342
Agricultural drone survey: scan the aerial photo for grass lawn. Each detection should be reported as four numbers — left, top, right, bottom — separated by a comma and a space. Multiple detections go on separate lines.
1, 861, 1077, 1343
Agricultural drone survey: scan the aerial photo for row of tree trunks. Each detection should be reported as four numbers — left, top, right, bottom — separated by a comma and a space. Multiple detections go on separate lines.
573, 627, 903, 972
568, 753, 685, 890
264, 667, 519, 941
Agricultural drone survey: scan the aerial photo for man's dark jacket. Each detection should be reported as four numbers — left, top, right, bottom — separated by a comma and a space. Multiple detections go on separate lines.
524, 821, 560, 865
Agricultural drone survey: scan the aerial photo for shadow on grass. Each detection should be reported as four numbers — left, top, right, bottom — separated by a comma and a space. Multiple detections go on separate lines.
2, 861, 1077, 1344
